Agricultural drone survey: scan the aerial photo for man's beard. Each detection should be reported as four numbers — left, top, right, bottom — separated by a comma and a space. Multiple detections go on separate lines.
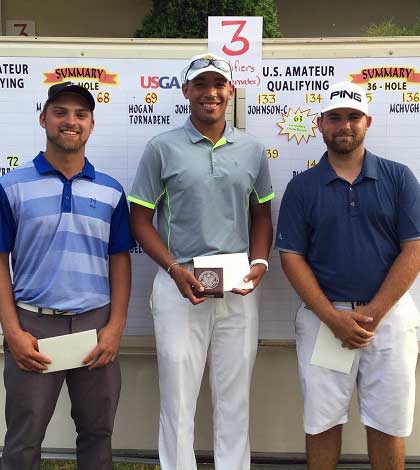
323, 131, 365, 154
46, 129, 88, 152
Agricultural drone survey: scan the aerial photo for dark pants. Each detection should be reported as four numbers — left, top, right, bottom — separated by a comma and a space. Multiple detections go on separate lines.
1, 304, 121, 470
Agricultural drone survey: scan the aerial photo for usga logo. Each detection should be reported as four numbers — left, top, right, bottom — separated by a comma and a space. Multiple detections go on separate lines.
330, 90, 362, 102
139, 75, 181, 89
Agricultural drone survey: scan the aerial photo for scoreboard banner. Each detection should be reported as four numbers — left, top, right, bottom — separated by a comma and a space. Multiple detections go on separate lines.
1, 54, 419, 339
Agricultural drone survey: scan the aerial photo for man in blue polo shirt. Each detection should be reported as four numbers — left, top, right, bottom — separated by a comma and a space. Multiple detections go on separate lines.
0, 82, 134, 470
277, 81, 420, 470
130, 53, 274, 470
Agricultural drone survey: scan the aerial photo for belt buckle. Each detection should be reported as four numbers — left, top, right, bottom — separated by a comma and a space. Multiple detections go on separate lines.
350, 300, 369, 309
53, 309, 67, 315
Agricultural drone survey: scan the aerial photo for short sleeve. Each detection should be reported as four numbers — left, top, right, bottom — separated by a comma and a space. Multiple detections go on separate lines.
275, 178, 308, 255
0, 183, 16, 253
108, 191, 136, 255
250, 147, 275, 205
128, 141, 165, 209
398, 166, 420, 242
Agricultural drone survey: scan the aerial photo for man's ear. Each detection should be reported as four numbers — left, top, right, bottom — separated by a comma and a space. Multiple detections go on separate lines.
39, 112, 46, 129
316, 115, 323, 131
182, 82, 189, 99
228, 82, 235, 99
89, 116, 95, 135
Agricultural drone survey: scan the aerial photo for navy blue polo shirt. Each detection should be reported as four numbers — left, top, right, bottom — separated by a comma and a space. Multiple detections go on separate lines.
276, 150, 420, 301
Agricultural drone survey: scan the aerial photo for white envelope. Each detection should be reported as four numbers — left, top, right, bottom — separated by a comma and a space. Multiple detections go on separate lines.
193, 252, 253, 291
310, 321, 356, 374
38, 329, 98, 373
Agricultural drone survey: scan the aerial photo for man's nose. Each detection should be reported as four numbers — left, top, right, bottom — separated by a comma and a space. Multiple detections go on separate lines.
339, 118, 352, 130
205, 86, 218, 97
64, 112, 78, 125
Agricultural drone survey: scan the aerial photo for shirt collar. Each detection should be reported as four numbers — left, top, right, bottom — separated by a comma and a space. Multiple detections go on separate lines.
318, 149, 379, 185
183, 118, 237, 144
317, 153, 339, 185
360, 150, 379, 180
33, 151, 96, 180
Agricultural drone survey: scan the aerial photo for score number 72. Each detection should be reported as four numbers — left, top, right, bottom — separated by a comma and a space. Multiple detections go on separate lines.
221, 20, 250, 56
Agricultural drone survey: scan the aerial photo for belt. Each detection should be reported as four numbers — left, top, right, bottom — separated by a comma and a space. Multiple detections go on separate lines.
332, 300, 369, 309
16, 302, 76, 316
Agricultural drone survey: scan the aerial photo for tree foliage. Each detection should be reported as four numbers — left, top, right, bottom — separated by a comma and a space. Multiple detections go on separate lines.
365, 17, 420, 36
135, 0, 281, 38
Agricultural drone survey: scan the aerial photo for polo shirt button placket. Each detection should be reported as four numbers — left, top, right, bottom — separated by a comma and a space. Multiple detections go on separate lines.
348, 185, 358, 216
62, 181, 72, 213
210, 148, 215, 176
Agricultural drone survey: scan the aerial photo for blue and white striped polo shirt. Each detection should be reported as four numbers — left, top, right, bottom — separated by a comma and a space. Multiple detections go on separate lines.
0, 152, 135, 313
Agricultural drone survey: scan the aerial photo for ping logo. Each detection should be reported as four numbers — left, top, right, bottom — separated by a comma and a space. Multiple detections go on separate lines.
330, 90, 362, 102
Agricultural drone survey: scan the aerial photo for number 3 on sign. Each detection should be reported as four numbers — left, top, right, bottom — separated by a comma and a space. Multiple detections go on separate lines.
221, 20, 249, 56
208, 16, 262, 61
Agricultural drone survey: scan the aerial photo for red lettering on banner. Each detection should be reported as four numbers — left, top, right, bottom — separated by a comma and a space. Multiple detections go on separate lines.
351, 67, 420, 84
43, 67, 118, 85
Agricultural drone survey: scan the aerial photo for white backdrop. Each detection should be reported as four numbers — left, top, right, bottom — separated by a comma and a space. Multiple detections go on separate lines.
1, 56, 419, 339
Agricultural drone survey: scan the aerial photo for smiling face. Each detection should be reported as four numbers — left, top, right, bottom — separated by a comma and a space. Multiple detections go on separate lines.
317, 108, 372, 155
182, 71, 234, 133
40, 93, 94, 154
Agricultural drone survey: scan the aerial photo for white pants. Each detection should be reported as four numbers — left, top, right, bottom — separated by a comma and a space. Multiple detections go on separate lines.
295, 293, 419, 436
151, 268, 260, 470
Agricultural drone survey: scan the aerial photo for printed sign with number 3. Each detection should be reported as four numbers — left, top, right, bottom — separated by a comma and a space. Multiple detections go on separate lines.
208, 16, 263, 88
221, 20, 250, 56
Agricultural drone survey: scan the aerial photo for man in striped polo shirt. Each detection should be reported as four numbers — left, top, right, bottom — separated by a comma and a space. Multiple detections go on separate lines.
0, 82, 134, 470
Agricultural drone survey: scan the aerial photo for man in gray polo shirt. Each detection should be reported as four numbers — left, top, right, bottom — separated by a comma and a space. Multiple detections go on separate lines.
129, 53, 274, 470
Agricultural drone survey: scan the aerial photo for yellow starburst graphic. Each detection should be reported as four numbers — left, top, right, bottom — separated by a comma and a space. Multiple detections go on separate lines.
276, 107, 318, 144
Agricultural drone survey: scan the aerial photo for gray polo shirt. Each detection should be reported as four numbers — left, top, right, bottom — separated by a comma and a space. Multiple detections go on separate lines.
129, 118, 274, 263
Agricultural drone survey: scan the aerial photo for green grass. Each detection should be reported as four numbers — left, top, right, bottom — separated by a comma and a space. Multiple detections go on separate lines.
40, 462, 216, 470
40, 462, 216, 469
41, 463, 160, 470
364, 17, 420, 36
